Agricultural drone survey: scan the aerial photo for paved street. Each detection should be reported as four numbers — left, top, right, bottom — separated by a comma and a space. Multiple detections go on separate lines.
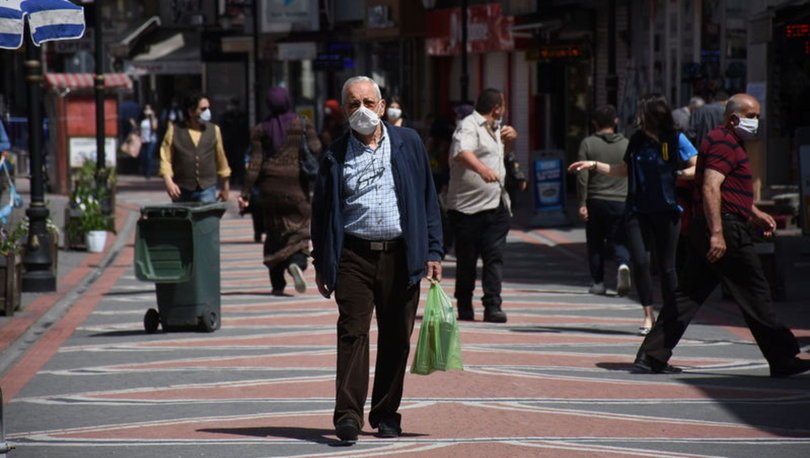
1, 176, 809, 457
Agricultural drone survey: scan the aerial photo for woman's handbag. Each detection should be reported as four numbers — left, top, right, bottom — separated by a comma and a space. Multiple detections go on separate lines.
299, 117, 319, 182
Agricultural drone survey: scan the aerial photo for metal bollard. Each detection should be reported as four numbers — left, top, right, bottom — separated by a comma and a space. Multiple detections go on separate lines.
0, 387, 13, 456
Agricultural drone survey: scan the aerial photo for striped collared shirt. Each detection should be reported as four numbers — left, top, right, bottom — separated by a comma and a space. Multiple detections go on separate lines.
342, 124, 402, 240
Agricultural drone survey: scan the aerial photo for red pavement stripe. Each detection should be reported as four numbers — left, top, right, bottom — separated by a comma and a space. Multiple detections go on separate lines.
0, 262, 90, 353
532, 228, 577, 245
0, 205, 131, 355
0, 248, 134, 400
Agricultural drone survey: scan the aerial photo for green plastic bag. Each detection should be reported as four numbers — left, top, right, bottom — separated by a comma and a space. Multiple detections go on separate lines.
411, 281, 463, 375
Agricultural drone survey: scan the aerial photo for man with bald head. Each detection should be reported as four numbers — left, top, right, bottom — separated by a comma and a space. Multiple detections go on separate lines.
634, 93, 810, 378
311, 76, 443, 442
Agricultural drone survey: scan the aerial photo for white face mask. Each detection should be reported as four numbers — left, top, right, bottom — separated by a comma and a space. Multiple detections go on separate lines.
493, 118, 502, 131
386, 107, 402, 121
199, 108, 212, 122
734, 116, 758, 140
349, 104, 381, 136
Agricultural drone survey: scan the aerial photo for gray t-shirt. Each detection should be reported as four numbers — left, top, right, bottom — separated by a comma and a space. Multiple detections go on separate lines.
446, 111, 509, 214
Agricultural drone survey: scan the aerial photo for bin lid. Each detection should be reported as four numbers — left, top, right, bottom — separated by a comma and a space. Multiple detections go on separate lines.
140, 202, 227, 219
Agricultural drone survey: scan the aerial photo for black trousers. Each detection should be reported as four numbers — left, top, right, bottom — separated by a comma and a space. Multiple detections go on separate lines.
448, 203, 511, 310
625, 211, 681, 306
333, 243, 420, 429
585, 199, 630, 284
637, 217, 800, 367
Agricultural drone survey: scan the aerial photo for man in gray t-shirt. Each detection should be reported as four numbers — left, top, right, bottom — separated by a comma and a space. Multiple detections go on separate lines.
576, 105, 630, 296
446, 88, 517, 323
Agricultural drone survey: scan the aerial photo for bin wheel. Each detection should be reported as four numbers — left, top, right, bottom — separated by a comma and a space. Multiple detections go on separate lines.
199, 310, 219, 333
144, 309, 161, 334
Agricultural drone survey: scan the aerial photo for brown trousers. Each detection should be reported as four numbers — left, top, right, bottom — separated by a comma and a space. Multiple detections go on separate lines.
332, 244, 420, 429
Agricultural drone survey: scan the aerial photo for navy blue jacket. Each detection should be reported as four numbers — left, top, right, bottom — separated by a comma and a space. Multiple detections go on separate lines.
311, 123, 443, 295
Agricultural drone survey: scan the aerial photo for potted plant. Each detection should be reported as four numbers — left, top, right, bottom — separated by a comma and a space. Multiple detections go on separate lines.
0, 221, 26, 315
65, 161, 116, 251
77, 194, 114, 253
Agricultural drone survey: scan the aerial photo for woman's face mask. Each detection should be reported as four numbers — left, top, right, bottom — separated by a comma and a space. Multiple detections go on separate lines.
386, 107, 402, 121
199, 108, 212, 123
349, 103, 381, 136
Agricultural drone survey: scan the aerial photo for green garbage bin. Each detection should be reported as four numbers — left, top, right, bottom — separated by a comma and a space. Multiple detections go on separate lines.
134, 202, 227, 333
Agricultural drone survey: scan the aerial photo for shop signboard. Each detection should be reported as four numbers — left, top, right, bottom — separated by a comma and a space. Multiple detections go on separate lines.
533, 157, 564, 213
69, 137, 116, 168
530, 150, 569, 227
425, 3, 514, 56
261, 0, 319, 33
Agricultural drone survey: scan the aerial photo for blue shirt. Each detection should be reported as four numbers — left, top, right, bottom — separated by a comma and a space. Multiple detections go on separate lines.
311, 124, 444, 294
342, 124, 403, 240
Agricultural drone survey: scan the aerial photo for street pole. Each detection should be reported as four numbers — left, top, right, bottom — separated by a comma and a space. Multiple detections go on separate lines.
606, 0, 618, 107
93, 1, 106, 183
460, 0, 469, 104
21, 40, 56, 293
252, 0, 262, 125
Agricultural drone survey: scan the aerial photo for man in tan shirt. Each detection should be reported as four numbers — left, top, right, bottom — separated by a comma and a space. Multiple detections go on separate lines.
159, 92, 231, 203
446, 88, 517, 323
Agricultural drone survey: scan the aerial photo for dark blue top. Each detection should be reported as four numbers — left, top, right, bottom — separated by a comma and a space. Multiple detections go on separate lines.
311, 123, 443, 295
624, 132, 697, 215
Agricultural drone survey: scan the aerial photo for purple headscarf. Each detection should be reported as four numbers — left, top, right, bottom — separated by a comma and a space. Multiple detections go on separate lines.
262, 87, 298, 151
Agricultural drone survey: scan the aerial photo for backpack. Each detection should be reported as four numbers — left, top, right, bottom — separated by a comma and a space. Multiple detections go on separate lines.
625, 131, 681, 214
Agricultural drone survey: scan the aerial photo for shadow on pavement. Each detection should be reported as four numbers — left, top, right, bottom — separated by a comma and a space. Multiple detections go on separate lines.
679, 376, 810, 436
199, 426, 356, 445
595, 362, 637, 372
221, 291, 275, 297
103, 289, 155, 296
198, 426, 429, 445
511, 326, 636, 336
87, 330, 148, 338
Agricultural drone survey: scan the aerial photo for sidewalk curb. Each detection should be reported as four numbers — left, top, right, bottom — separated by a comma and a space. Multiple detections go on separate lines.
0, 206, 139, 376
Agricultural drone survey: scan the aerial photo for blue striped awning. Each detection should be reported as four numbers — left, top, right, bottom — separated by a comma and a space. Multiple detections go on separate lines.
0, 0, 85, 50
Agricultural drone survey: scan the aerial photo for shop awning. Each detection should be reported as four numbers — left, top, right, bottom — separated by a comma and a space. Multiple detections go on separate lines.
125, 31, 202, 75
45, 73, 133, 92
109, 16, 161, 58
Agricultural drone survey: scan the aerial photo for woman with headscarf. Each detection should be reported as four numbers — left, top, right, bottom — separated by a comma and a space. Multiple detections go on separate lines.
238, 87, 322, 296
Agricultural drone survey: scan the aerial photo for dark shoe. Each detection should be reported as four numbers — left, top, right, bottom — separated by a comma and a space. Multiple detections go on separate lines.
457, 306, 474, 321
770, 358, 810, 378
270, 289, 291, 297
335, 417, 359, 442
483, 307, 507, 323
376, 419, 401, 438
633, 355, 682, 374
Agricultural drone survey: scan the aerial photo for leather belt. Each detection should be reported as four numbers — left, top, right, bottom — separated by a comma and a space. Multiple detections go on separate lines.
344, 235, 403, 252
721, 212, 749, 223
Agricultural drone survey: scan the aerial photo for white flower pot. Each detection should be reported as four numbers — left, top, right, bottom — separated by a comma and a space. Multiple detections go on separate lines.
85, 230, 107, 253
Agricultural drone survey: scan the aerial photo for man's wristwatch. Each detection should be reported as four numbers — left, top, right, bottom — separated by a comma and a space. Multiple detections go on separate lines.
590, 161, 598, 171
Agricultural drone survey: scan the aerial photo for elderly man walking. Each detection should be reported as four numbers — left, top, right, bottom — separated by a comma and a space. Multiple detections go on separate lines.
311, 76, 443, 442
634, 93, 810, 378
